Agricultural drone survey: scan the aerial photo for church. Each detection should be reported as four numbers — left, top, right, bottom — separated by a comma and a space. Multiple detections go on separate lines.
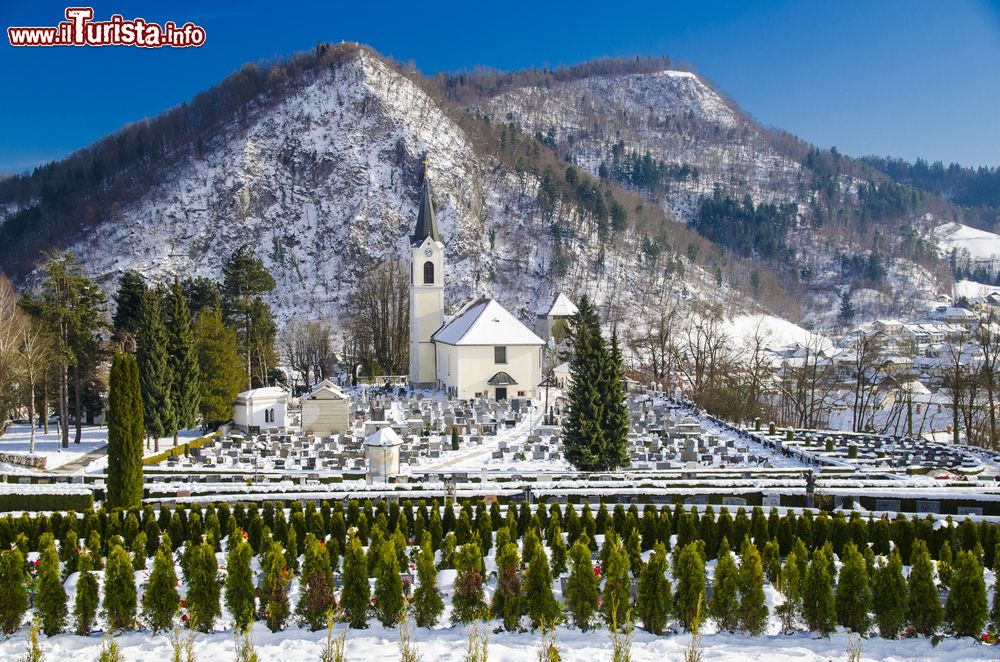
408, 172, 545, 402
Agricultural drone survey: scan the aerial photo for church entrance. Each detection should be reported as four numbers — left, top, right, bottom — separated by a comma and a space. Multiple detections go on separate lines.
495, 387, 507, 402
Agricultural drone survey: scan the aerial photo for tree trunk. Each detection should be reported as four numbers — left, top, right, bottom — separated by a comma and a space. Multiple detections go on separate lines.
73, 362, 82, 444
27, 370, 36, 455
40, 366, 49, 434
59, 361, 69, 448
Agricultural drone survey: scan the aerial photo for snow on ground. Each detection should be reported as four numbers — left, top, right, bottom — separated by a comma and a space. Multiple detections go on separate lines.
724, 314, 831, 351
934, 222, 1000, 261
954, 279, 1000, 300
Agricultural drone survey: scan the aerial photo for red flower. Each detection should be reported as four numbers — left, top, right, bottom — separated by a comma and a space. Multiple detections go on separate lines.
593, 565, 601, 577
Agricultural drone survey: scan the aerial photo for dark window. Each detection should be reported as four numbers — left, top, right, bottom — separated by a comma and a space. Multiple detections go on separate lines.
495, 346, 507, 364
423, 260, 435, 284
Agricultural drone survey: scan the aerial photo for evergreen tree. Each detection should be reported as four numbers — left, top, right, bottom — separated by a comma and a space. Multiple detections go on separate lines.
938, 540, 954, 588
225, 537, 256, 630
36, 541, 67, 636
778, 549, 803, 631
908, 539, 943, 636
835, 542, 872, 633
193, 308, 246, 428
112, 270, 146, 339
220, 244, 278, 387
635, 543, 671, 635
298, 534, 336, 631
674, 542, 706, 632
341, 534, 370, 629
144, 545, 180, 633
946, 549, 988, 638
106, 353, 145, 509
103, 544, 137, 632
164, 279, 201, 441
261, 542, 291, 632
565, 538, 599, 631
412, 538, 443, 628
186, 541, 221, 632
872, 550, 907, 638
600, 331, 631, 470
136, 288, 174, 445
762, 539, 781, 585
708, 538, 739, 632
73, 553, 99, 635
601, 534, 632, 629
839, 291, 855, 323
0, 547, 27, 636
491, 542, 522, 631
737, 539, 768, 636
523, 543, 559, 630
550, 525, 568, 576
374, 539, 404, 627
802, 548, 836, 636
451, 543, 487, 624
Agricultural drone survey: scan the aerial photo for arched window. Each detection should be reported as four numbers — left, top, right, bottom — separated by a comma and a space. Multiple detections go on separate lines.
423, 260, 435, 284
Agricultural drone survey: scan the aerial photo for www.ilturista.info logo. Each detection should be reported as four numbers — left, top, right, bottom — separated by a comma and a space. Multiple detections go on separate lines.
7, 8, 206, 48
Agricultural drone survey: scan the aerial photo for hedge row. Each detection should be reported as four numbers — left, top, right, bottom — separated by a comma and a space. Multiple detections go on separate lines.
142, 433, 217, 466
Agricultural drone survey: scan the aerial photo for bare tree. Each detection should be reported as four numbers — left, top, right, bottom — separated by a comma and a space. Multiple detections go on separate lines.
940, 342, 970, 445
281, 319, 336, 392
974, 310, 1000, 446
848, 331, 891, 433
625, 297, 682, 387
675, 305, 735, 410
17, 320, 51, 453
344, 257, 409, 376
0, 276, 26, 432
776, 334, 837, 429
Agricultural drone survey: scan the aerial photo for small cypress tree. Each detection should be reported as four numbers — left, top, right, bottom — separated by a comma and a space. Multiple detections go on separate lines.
225, 537, 256, 630
523, 543, 559, 630
284, 524, 299, 574
938, 540, 954, 588
778, 549, 802, 631
451, 542, 487, 624
708, 538, 739, 632
103, 544, 138, 631
412, 538, 443, 628
565, 537, 599, 631
762, 539, 781, 585
374, 539, 404, 627
186, 541, 221, 632
341, 534, 370, 629
0, 546, 28, 635
261, 541, 291, 632
36, 541, 68, 636
635, 543, 671, 635
491, 542, 522, 631
73, 552, 100, 635
802, 547, 836, 636
946, 549, 988, 638
835, 542, 872, 633
549, 525, 567, 576
144, 545, 180, 632
872, 550, 907, 638
451, 428, 459, 451
908, 539, 943, 636
298, 534, 336, 631
737, 539, 768, 636
674, 542, 706, 632
106, 353, 145, 509
601, 534, 632, 629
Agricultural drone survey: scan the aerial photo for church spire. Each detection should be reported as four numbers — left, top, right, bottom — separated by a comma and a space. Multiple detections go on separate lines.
410, 160, 441, 246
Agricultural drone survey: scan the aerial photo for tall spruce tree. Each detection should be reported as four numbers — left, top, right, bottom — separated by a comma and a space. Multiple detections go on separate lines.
946, 549, 988, 638
36, 542, 67, 636
872, 550, 907, 638
564, 295, 612, 471
225, 536, 256, 630
908, 539, 942, 636
636, 543, 671, 635
144, 545, 180, 632
193, 308, 246, 429
164, 280, 200, 443
106, 353, 145, 509
112, 270, 147, 341
801, 548, 835, 636
220, 244, 277, 388
412, 537, 443, 628
136, 288, 174, 448
565, 537, 599, 631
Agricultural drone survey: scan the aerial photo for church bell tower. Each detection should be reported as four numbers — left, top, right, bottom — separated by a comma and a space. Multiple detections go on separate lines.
408, 165, 445, 388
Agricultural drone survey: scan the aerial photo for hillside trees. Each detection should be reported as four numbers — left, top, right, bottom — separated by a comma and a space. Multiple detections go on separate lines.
105, 352, 144, 509
221, 244, 277, 388
193, 308, 246, 429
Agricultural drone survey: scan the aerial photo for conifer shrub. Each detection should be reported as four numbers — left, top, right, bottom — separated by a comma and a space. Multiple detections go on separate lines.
872, 550, 907, 638
635, 542, 671, 635
451, 543, 487, 624
945, 549, 988, 638
737, 538, 768, 636
73, 552, 100, 636
103, 544, 137, 632
36, 541, 67, 636
186, 541, 220, 632
907, 539, 942, 636
802, 547, 835, 636
835, 542, 872, 633
341, 534, 370, 629
565, 538, 599, 631
708, 537, 739, 632
225, 537, 256, 631
524, 543, 560, 630
144, 545, 180, 633
412, 538, 443, 628
674, 541, 706, 632
261, 542, 291, 632
374, 539, 404, 627
0, 546, 28, 635
762, 539, 781, 585
491, 542, 522, 632
298, 534, 336, 631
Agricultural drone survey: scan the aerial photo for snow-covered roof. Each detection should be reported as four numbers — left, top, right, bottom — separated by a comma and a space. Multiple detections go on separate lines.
537, 292, 578, 317
365, 427, 404, 447
303, 379, 347, 400
235, 387, 288, 402
433, 298, 545, 346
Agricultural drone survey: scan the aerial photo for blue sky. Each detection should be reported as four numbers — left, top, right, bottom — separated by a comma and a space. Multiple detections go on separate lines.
1, 0, 999, 173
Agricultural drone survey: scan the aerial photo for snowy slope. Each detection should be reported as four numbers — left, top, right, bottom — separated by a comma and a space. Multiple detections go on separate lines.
934, 221, 1000, 261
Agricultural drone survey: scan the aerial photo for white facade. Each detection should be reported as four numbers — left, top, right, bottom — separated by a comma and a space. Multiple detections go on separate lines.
365, 426, 404, 478
233, 387, 288, 432
300, 379, 351, 437
408, 176, 445, 387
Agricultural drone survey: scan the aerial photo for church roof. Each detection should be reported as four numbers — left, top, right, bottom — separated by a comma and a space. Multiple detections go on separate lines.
433, 298, 545, 346
410, 175, 441, 246
537, 292, 578, 317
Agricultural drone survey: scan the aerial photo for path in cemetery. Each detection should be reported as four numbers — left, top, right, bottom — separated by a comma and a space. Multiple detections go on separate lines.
420, 406, 545, 472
